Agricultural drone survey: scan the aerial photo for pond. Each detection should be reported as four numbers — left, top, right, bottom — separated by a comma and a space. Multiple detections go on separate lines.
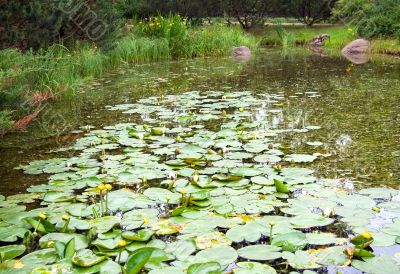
0, 48, 399, 273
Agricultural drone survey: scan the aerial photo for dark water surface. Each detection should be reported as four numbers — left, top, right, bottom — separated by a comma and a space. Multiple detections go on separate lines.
1, 48, 399, 195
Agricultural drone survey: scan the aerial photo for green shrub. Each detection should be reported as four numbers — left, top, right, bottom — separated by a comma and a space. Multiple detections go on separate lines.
0, 110, 14, 135
333, 0, 400, 38
0, 0, 123, 50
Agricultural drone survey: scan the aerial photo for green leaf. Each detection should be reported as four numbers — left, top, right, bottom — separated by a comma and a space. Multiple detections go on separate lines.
350, 234, 374, 249
65, 238, 75, 259
122, 229, 154, 242
233, 262, 277, 274
24, 217, 57, 233
352, 255, 400, 274
237, 245, 282, 261
274, 179, 289, 194
72, 249, 107, 267
0, 245, 26, 262
226, 222, 267, 243
271, 232, 307, 252
194, 246, 237, 268
124, 247, 155, 274
187, 262, 221, 274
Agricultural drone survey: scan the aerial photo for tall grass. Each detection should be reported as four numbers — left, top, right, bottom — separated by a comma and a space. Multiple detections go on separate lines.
0, 15, 257, 132
260, 25, 400, 54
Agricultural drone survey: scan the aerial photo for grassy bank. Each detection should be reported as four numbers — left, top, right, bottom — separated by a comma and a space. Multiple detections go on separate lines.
0, 16, 256, 135
259, 25, 400, 54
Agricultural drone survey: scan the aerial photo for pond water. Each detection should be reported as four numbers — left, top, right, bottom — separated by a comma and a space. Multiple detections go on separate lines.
0, 48, 400, 273
1, 48, 399, 194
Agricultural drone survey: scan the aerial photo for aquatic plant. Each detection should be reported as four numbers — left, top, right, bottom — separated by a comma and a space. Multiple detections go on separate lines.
0, 15, 256, 132
0, 90, 399, 273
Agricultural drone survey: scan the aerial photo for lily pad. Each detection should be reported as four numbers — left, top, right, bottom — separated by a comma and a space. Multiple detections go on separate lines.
237, 245, 282, 261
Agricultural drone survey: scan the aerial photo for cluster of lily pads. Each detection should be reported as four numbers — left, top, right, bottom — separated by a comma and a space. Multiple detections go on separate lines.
1, 91, 400, 273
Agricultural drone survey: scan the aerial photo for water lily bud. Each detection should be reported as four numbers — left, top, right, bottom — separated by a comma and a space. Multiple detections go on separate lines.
168, 172, 177, 180
166, 195, 171, 201
143, 217, 150, 224
143, 124, 149, 130
47, 241, 55, 248
221, 110, 227, 117
118, 240, 127, 247
361, 231, 372, 239
323, 207, 334, 217
268, 220, 276, 227
239, 107, 244, 112
61, 215, 70, 221
142, 177, 147, 184
138, 133, 144, 140
268, 144, 274, 149
105, 184, 113, 191
175, 148, 181, 155
66, 162, 73, 168
176, 136, 183, 142
372, 207, 381, 213
38, 213, 47, 220
97, 183, 106, 191
192, 171, 199, 183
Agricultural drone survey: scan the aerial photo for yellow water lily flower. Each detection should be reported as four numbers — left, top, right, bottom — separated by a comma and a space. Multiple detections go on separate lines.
269, 220, 277, 226
61, 215, 70, 221
143, 217, 150, 224
97, 183, 106, 191
118, 240, 127, 247
361, 231, 372, 239
105, 184, 113, 191
38, 213, 47, 220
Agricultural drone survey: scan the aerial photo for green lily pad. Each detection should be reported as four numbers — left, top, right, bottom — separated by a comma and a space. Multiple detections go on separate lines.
271, 231, 307, 252
233, 262, 276, 274
352, 255, 400, 274
0, 244, 26, 261
194, 246, 237, 268
90, 216, 120, 233
284, 154, 317, 163
282, 250, 321, 269
39, 233, 89, 250
290, 213, 334, 229
226, 222, 267, 243
122, 229, 154, 242
237, 245, 282, 261
72, 249, 107, 267
187, 262, 221, 274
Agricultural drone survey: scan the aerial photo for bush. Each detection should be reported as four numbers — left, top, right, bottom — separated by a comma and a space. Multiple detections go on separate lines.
333, 0, 400, 38
0, 0, 123, 50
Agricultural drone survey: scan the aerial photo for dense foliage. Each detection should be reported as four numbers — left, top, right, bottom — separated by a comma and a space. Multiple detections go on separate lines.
0, 0, 123, 50
333, 0, 400, 38
286, 0, 338, 26
0, 0, 338, 50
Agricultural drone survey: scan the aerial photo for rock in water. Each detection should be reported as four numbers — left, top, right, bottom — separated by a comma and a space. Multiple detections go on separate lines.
341, 39, 371, 54
232, 46, 251, 58
308, 34, 330, 47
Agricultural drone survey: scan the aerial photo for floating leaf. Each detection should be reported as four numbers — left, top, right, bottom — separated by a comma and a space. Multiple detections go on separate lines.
237, 245, 282, 261
187, 262, 221, 274
233, 262, 276, 274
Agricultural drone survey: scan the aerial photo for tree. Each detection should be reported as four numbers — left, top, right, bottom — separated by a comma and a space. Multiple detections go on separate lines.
289, 0, 337, 26
226, 0, 272, 29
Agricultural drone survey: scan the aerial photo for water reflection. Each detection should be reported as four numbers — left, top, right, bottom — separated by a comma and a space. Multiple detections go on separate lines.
0, 49, 399, 194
